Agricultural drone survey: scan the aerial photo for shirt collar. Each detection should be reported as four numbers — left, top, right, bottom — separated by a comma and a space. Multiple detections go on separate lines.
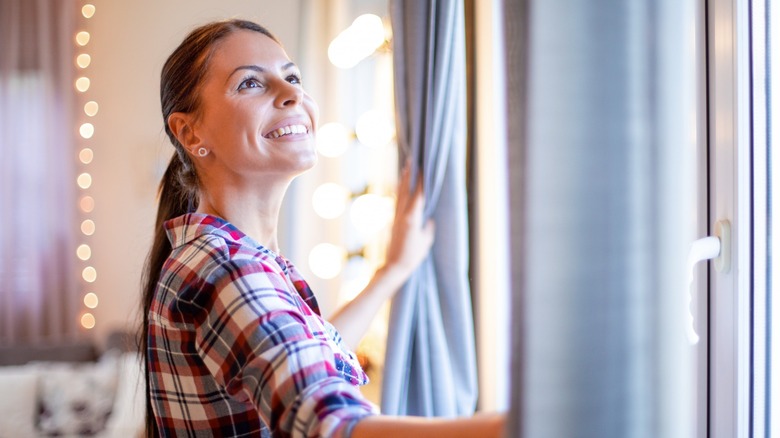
164, 213, 269, 253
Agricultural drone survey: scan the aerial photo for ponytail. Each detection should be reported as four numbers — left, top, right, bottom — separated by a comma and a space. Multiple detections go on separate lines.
139, 152, 197, 437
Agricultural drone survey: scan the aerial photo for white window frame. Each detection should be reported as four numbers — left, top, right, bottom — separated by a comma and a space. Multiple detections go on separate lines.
706, 0, 754, 436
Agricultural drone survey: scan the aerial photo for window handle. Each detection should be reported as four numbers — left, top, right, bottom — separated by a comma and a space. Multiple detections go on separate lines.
686, 220, 731, 345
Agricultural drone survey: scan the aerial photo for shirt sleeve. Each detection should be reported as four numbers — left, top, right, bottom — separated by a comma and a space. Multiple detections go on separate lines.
179, 257, 375, 438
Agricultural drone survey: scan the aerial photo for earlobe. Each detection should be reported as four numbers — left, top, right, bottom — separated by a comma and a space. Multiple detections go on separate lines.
167, 112, 202, 152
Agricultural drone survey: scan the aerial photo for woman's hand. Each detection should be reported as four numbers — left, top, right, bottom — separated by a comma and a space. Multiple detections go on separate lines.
328, 164, 435, 349
383, 164, 436, 279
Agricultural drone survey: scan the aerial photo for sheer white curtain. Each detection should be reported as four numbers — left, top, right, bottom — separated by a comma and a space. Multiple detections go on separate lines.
0, 0, 79, 343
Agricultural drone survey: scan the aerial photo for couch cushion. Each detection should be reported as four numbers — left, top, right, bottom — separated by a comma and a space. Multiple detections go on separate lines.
0, 366, 40, 437
33, 353, 119, 436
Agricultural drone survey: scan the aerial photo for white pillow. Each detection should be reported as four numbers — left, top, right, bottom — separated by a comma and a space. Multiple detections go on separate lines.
101, 353, 145, 438
0, 366, 40, 437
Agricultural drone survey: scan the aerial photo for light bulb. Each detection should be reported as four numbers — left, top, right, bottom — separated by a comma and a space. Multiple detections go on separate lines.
83, 293, 99, 309
79, 123, 94, 139
79, 196, 95, 212
328, 14, 386, 68
84, 101, 99, 117
82, 4, 96, 19
316, 123, 351, 157
75, 77, 90, 92
75, 31, 90, 46
81, 219, 95, 236
76, 54, 91, 69
79, 148, 93, 164
77, 173, 92, 189
81, 312, 96, 329
82, 266, 97, 283
312, 183, 349, 219
356, 110, 395, 147
77, 244, 92, 260
308, 243, 346, 279
350, 194, 394, 238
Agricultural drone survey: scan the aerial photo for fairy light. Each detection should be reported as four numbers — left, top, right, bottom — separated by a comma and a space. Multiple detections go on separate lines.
79, 148, 93, 164
76, 244, 92, 261
76, 173, 92, 189
80, 313, 96, 329
79, 123, 94, 139
79, 195, 94, 212
80, 219, 96, 236
75, 77, 90, 92
75, 31, 90, 46
81, 4, 95, 19
76, 54, 91, 68
84, 101, 98, 116
83, 293, 99, 309
82, 266, 97, 283
76, 3, 98, 331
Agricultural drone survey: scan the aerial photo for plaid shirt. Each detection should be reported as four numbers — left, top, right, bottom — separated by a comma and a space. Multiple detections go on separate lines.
148, 213, 376, 437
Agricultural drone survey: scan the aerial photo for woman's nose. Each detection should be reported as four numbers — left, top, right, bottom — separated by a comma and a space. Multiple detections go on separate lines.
275, 80, 303, 108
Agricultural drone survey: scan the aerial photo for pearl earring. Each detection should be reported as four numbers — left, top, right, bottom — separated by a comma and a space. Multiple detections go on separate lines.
197, 147, 209, 157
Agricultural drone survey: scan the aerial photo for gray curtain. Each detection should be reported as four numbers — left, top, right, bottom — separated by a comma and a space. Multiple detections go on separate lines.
381, 0, 478, 417
507, 0, 698, 437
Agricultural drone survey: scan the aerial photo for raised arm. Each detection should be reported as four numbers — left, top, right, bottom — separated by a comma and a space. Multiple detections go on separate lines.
329, 166, 435, 349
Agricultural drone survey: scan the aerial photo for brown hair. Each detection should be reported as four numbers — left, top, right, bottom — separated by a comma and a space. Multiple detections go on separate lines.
139, 19, 276, 436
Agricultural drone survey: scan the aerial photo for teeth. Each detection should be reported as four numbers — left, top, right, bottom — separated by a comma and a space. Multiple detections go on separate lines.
267, 124, 308, 139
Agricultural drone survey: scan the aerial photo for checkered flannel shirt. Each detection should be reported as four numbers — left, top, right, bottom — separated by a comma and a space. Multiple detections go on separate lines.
148, 213, 376, 437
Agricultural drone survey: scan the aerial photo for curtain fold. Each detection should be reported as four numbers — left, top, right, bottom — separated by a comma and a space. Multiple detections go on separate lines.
381, 0, 478, 417
507, 0, 698, 436
0, 0, 78, 343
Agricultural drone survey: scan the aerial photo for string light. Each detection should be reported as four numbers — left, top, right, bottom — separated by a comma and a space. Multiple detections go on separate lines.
82, 266, 97, 283
76, 244, 92, 261
81, 4, 95, 19
80, 313, 96, 329
76, 172, 92, 189
79, 122, 94, 139
84, 101, 98, 116
83, 293, 99, 309
76, 54, 91, 68
79, 148, 93, 164
75, 77, 90, 92
75, 31, 91, 46
76, 3, 98, 331
79, 195, 95, 213
80, 219, 96, 236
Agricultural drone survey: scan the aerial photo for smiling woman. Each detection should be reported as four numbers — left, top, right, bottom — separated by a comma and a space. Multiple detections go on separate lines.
140, 19, 503, 438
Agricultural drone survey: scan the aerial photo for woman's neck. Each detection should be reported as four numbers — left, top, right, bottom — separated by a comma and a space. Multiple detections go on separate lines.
196, 177, 290, 254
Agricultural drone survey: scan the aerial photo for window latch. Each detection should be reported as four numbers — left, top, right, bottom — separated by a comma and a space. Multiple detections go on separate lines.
686, 220, 731, 345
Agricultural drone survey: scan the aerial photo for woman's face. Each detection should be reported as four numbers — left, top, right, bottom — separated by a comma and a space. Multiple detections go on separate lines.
191, 29, 319, 183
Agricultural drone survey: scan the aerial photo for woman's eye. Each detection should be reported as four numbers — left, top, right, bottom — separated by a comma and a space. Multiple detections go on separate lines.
238, 78, 261, 90
287, 74, 302, 85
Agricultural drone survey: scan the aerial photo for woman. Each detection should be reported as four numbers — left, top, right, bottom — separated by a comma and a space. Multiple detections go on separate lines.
141, 19, 503, 437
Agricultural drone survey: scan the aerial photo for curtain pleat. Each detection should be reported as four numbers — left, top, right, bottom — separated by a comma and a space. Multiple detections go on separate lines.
381, 0, 478, 417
